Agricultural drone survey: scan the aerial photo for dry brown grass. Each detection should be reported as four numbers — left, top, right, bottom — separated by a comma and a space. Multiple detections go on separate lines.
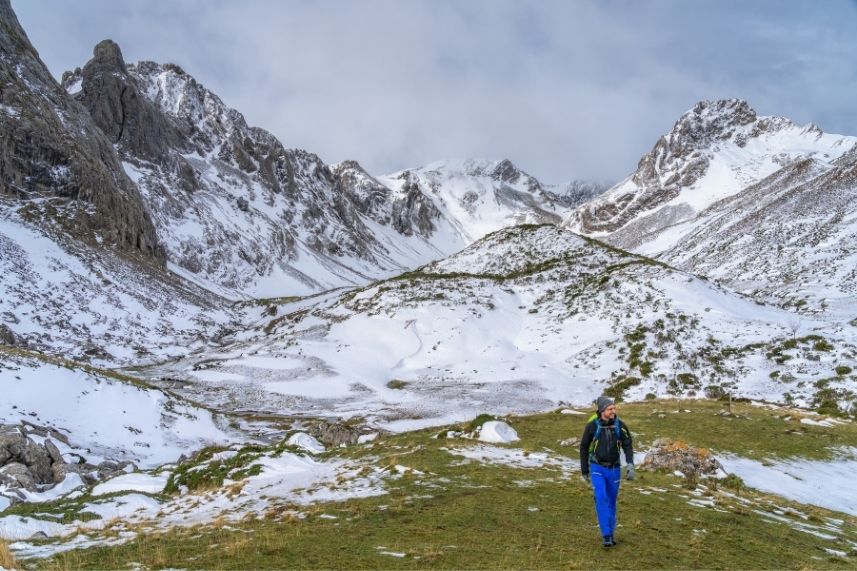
0, 539, 18, 569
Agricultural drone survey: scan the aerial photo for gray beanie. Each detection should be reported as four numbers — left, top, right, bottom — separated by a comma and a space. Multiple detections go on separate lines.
596, 396, 615, 414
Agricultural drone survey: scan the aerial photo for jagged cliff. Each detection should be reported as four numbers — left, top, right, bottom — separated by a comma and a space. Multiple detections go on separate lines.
0, 0, 162, 262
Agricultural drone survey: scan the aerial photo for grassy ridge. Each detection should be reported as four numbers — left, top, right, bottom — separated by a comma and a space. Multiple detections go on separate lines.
24, 400, 857, 569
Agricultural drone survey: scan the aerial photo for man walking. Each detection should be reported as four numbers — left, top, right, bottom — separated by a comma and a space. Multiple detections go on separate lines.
579, 396, 634, 547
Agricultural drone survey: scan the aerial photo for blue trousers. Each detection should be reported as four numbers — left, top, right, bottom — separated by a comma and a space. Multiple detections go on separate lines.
591, 463, 621, 537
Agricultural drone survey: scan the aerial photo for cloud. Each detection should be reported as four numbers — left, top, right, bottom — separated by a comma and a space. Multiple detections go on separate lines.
12, 0, 857, 183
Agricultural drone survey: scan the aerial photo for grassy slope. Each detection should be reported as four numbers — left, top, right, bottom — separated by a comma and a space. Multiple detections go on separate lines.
24, 400, 857, 569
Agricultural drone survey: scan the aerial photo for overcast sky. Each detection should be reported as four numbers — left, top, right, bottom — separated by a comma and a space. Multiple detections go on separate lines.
14, 1, 857, 184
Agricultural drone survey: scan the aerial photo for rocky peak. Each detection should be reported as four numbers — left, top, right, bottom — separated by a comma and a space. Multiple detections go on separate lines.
69, 39, 187, 162
490, 158, 520, 183
673, 99, 758, 141
330, 160, 392, 219
572, 99, 790, 235
90, 39, 128, 74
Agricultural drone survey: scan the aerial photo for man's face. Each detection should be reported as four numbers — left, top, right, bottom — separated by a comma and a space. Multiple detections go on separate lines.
600, 404, 617, 421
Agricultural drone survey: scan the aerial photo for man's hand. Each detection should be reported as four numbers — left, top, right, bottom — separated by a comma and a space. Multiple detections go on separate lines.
581, 473, 591, 486
625, 464, 636, 481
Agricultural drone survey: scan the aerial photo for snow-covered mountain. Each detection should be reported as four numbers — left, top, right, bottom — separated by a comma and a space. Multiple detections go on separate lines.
564, 99, 857, 319
134, 224, 855, 428
567, 99, 857, 253
61, 43, 588, 299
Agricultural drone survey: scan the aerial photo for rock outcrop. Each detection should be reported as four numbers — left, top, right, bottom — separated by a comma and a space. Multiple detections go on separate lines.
0, 423, 136, 504
0, 0, 163, 262
640, 438, 723, 477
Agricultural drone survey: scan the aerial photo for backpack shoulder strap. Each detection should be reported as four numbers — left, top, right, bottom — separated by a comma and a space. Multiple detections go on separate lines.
587, 414, 601, 440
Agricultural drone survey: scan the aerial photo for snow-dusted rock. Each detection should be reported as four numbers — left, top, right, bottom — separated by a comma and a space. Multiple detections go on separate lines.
477, 421, 520, 444
286, 433, 326, 455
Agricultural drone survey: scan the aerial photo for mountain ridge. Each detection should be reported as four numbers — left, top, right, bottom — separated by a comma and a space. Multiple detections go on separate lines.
61, 44, 595, 298
566, 98, 856, 249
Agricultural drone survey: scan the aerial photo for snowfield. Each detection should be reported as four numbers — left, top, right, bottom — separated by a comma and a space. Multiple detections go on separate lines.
128, 225, 854, 431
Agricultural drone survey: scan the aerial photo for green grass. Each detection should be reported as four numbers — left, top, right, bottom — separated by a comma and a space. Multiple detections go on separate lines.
1, 490, 168, 525
164, 445, 266, 494
24, 400, 857, 570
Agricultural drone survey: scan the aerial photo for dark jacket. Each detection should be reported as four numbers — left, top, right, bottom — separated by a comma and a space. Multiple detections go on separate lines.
579, 416, 633, 476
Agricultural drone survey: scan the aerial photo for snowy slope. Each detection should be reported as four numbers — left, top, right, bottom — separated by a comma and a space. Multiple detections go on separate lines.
132, 225, 857, 429
651, 149, 857, 316
0, 352, 237, 469
0, 206, 236, 365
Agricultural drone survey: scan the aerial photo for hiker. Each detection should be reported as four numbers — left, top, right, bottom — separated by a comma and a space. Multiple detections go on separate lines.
579, 396, 634, 547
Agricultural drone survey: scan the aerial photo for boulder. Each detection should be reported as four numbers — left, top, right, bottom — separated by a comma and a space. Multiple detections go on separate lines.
44, 439, 64, 464
20, 439, 53, 484
0, 462, 35, 490
640, 438, 723, 477
51, 461, 68, 484
64, 462, 101, 486
306, 421, 362, 447
0, 429, 25, 465
477, 421, 520, 444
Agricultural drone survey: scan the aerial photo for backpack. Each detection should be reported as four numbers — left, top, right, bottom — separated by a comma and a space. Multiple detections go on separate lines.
587, 413, 622, 461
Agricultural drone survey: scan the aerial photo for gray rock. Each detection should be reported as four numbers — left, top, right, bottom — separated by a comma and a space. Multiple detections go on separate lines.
96, 459, 136, 481
0, 0, 164, 262
306, 421, 363, 447
0, 323, 24, 346
63, 462, 101, 485
20, 440, 52, 483
44, 438, 64, 465
51, 461, 68, 484
390, 172, 440, 237
0, 462, 35, 490
0, 428, 26, 465
71, 39, 187, 163
20, 421, 70, 446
